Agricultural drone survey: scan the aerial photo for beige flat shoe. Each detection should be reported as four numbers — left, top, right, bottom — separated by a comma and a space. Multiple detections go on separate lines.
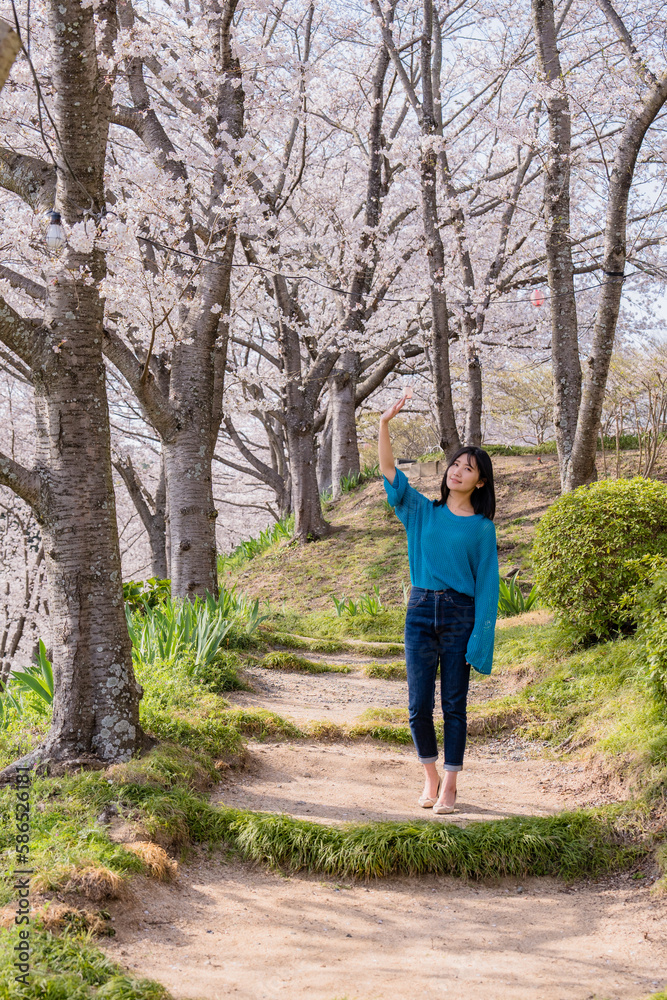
417, 779, 441, 809
433, 791, 457, 815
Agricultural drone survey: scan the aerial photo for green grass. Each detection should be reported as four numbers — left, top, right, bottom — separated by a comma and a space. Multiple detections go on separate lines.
259, 625, 405, 657
257, 630, 349, 653
218, 803, 642, 880
491, 620, 667, 795
215, 707, 303, 739
270, 607, 406, 643
259, 651, 351, 674
363, 660, 407, 680
0, 919, 173, 999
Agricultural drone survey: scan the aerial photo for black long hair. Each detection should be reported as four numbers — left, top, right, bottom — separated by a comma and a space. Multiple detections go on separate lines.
433, 446, 496, 520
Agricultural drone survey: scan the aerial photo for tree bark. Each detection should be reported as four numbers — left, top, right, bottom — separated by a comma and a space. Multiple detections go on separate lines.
165, 255, 233, 597
317, 400, 334, 495
330, 351, 361, 498
532, 0, 581, 485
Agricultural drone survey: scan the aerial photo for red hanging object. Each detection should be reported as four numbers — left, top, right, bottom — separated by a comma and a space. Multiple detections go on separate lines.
530, 288, 546, 307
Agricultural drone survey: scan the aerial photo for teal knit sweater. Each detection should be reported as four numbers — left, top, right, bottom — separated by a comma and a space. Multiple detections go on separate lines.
384, 467, 499, 674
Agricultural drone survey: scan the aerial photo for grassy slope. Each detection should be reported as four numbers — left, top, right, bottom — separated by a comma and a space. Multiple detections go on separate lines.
225, 448, 667, 613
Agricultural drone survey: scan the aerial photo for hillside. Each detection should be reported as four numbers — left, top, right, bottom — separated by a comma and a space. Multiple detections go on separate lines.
3, 449, 666, 1000
226, 449, 667, 612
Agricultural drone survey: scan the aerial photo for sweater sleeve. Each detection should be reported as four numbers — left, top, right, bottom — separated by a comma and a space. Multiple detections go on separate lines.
383, 467, 426, 530
465, 519, 499, 675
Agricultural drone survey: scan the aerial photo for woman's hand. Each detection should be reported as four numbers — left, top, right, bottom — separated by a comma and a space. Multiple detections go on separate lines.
380, 394, 408, 425
378, 395, 408, 482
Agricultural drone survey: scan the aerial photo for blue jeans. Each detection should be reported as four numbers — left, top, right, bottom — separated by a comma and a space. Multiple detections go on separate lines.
404, 587, 475, 771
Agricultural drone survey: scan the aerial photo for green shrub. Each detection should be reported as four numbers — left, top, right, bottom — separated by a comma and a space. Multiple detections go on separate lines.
629, 555, 667, 704
532, 477, 667, 640
123, 577, 171, 612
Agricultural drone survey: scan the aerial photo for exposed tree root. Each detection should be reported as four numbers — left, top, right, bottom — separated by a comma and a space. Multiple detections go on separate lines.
0, 729, 157, 785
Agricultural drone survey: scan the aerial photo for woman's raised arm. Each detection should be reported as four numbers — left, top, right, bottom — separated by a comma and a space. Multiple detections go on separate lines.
378, 395, 408, 483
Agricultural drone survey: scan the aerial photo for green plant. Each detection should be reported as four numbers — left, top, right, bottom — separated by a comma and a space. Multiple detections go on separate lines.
338, 463, 381, 495
332, 585, 384, 618
123, 577, 171, 613
382, 498, 396, 519
498, 572, 539, 617
126, 590, 267, 671
532, 477, 667, 641
0, 675, 22, 730
191, 650, 249, 692
627, 555, 667, 704
0, 640, 54, 728
218, 515, 294, 573
332, 594, 352, 617
360, 585, 384, 616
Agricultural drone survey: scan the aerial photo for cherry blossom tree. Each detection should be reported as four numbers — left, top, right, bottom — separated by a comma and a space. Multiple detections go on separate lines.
532, 0, 667, 489
0, 0, 152, 778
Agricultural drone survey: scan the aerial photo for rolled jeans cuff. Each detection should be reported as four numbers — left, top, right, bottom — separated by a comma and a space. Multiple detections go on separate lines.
444, 763, 463, 772
417, 754, 438, 764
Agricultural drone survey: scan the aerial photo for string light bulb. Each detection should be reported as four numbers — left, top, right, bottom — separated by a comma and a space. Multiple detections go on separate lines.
45, 210, 65, 250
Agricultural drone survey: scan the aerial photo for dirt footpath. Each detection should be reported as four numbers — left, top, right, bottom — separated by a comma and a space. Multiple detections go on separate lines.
97, 648, 667, 1000
102, 857, 667, 1000
214, 741, 579, 824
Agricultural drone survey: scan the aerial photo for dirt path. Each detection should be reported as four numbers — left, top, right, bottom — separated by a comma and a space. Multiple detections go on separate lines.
102, 858, 667, 1000
215, 741, 577, 824
97, 652, 667, 999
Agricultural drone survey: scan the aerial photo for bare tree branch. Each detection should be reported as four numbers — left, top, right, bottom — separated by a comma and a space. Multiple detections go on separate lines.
0, 452, 40, 512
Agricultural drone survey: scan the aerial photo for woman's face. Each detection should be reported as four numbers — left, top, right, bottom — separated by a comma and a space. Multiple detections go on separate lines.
446, 453, 482, 494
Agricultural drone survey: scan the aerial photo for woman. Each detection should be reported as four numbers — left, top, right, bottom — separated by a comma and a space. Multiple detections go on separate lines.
378, 394, 499, 815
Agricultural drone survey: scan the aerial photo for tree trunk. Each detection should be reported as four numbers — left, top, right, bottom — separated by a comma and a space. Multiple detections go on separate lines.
273, 276, 333, 541
0, 0, 152, 780
330, 351, 361, 499
565, 67, 667, 489
532, 0, 581, 486
317, 402, 334, 495
165, 322, 222, 597
419, 0, 461, 456
113, 454, 167, 579
34, 276, 146, 765
288, 420, 327, 542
